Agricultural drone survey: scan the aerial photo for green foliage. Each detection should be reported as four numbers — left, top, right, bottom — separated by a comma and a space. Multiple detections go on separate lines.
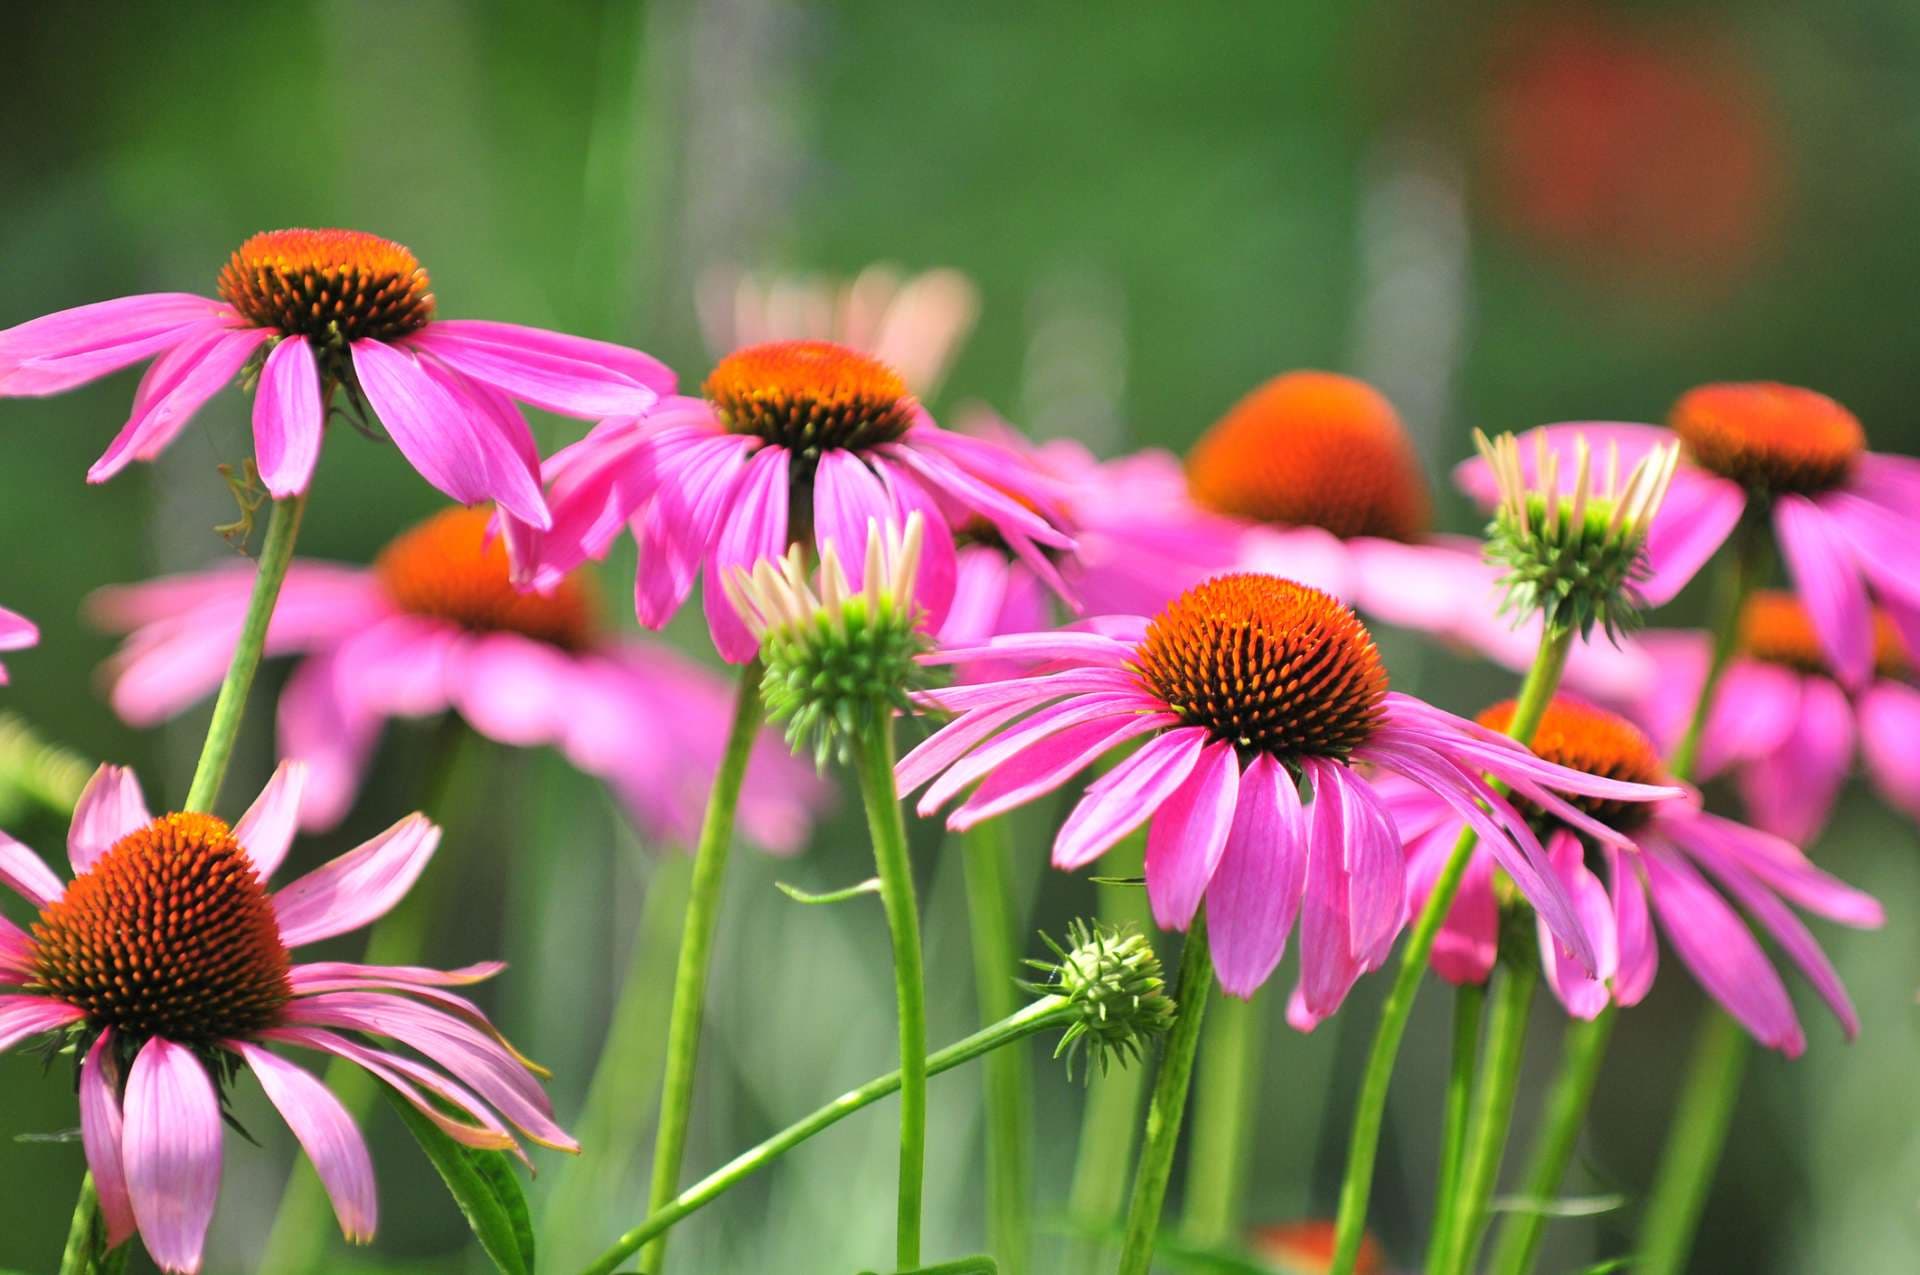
381, 1086, 537, 1275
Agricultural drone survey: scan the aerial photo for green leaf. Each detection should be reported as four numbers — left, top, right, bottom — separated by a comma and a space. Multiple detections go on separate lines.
776, 876, 882, 904
856, 1258, 999, 1275
1087, 875, 1146, 887
1490, 1191, 1629, 1218
381, 1084, 536, 1275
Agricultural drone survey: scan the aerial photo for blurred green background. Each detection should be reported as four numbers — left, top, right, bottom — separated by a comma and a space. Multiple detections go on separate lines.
2, 1, 1915, 1271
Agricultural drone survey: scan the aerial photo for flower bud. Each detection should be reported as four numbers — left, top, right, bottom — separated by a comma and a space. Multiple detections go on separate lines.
1022, 920, 1176, 1079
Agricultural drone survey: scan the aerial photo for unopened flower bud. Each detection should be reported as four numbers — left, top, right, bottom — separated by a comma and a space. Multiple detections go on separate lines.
1022, 920, 1176, 1080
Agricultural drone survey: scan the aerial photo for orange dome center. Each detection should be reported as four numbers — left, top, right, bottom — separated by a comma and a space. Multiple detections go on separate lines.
218, 227, 434, 344
1186, 371, 1431, 542
375, 507, 597, 650
1740, 589, 1906, 679
1477, 696, 1665, 829
1138, 574, 1388, 759
32, 813, 291, 1043
1669, 382, 1863, 494
704, 340, 916, 458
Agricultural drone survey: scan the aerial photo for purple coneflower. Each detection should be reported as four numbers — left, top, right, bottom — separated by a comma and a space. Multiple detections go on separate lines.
0, 605, 34, 684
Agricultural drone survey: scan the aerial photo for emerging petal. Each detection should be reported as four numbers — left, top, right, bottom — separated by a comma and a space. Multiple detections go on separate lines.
1143, 741, 1242, 931
1205, 753, 1309, 998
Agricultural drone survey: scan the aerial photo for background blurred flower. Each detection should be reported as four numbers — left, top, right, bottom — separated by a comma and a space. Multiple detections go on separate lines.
89, 507, 822, 849
0, 606, 33, 685
0, 761, 570, 1274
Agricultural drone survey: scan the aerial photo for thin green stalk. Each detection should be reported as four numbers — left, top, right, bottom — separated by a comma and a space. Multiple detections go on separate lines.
1329, 624, 1574, 1274
1437, 960, 1539, 1275
961, 817, 1033, 1273
58, 1175, 126, 1275
1634, 1011, 1748, 1275
640, 661, 764, 1275
1180, 987, 1263, 1247
1065, 832, 1152, 1275
1486, 1007, 1615, 1275
1423, 982, 1486, 1273
851, 719, 930, 1270
580, 999, 1072, 1275
182, 493, 307, 815
1669, 520, 1766, 781
1117, 913, 1214, 1275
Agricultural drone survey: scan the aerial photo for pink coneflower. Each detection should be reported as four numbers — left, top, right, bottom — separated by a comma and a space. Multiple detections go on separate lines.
0, 604, 34, 684
1188, 371, 1653, 699
1628, 592, 1920, 843
898, 574, 1676, 1012
1399, 697, 1882, 1053
88, 507, 820, 848
503, 340, 1073, 663
0, 228, 672, 522
1455, 383, 1920, 689
0, 761, 572, 1273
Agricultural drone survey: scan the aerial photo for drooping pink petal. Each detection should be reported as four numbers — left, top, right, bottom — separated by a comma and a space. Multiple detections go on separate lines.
68, 764, 153, 876
1820, 490, 1920, 614
911, 665, 1145, 715
446, 633, 574, 747
1636, 471, 1748, 607
1775, 494, 1874, 689
0, 914, 35, 982
1733, 675, 1853, 844
0, 830, 65, 907
1860, 680, 1920, 824
1606, 847, 1657, 1006
1315, 761, 1405, 964
252, 336, 324, 497
921, 628, 1139, 672
277, 652, 384, 833
124, 1037, 223, 1274
1660, 809, 1883, 928
940, 547, 1015, 651
232, 761, 308, 881
1206, 753, 1309, 998
80, 1032, 136, 1248
633, 429, 759, 627
812, 450, 895, 586
407, 320, 672, 414
290, 960, 504, 992
0, 293, 230, 396
921, 691, 1147, 813
272, 814, 440, 947
1418, 827, 1498, 987
1143, 742, 1242, 931
894, 702, 1035, 796
1052, 726, 1209, 870
872, 458, 958, 627
0, 994, 85, 1051
950, 712, 1174, 830
1538, 831, 1617, 1021
701, 445, 791, 662
88, 325, 270, 484
263, 1027, 520, 1154
1295, 767, 1364, 1020
230, 1042, 376, 1242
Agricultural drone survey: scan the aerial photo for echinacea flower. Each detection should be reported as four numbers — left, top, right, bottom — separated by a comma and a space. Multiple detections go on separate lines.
1455, 382, 1920, 689
88, 507, 820, 849
1629, 592, 1920, 843
0, 227, 672, 520
1189, 371, 1652, 698
899, 574, 1677, 1013
0, 604, 34, 684
0, 762, 572, 1273
504, 339, 1074, 662
1398, 697, 1882, 1053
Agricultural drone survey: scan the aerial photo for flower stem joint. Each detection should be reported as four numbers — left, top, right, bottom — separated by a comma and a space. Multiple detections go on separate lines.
1022, 920, 1176, 1080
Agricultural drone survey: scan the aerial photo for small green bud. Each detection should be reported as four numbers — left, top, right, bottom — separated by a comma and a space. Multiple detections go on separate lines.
1022, 920, 1176, 1081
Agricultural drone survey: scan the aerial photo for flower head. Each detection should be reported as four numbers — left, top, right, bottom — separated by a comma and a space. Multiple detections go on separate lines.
0, 762, 570, 1273
1476, 427, 1679, 639
502, 337, 1071, 662
728, 515, 932, 765
0, 604, 35, 685
0, 227, 672, 517
901, 573, 1678, 1013
1020, 920, 1175, 1079
89, 506, 823, 850
1402, 696, 1882, 1050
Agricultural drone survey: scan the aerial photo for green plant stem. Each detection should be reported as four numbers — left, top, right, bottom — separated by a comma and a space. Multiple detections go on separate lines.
580, 998, 1073, 1275
961, 818, 1032, 1273
1634, 1011, 1748, 1275
1329, 624, 1574, 1274
1064, 831, 1152, 1275
58, 1175, 126, 1275
1486, 1007, 1615, 1275
1423, 982, 1486, 1273
1437, 960, 1539, 1275
640, 661, 764, 1275
181, 493, 307, 815
1117, 913, 1214, 1275
1180, 987, 1263, 1247
851, 718, 930, 1270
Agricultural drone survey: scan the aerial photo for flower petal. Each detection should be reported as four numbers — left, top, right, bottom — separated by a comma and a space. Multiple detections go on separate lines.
124, 1037, 223, 1274
0, 994, 85, 1051
1205, 753, 1309, 997
1538, 831, 1617, 1020
262, 1027, 520, 1154
949, 711, 1173, 830
1052, 726, 1208, 871
231, 1042, 376, 1242
80, 1032, 137, 1248
232, 761, 308, 882
812, 449, 894, 587
88, 326, 269, 484
1606, 847, 1657, 1007
252, 336, 324, 496
0, 293, 229, 396
1143, 742, 1242, 931
408, 320, 672, 415
1775, 494, 1874, 688
0, 830, 65, 907
277, 652, 384, 833
69, 764, 152, 877
272, 814, 440, 947
1860, 680, 1920, 825
700, 445, 790, 662
1733, 674, 1853, 844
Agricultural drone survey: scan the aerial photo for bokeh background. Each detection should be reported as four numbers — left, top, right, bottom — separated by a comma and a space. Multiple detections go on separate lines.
3, 1, 1916, 1271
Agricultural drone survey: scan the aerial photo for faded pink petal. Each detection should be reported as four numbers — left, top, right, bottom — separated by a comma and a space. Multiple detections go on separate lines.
69, 764, 152, 876
252, 336, 323, 497
231, 1042, 376, 1242
447, 633, 573, 746
124, 1037, 223, 1273
0, 994, 85, 1051
701, 445, 791, 662
1205, 753, 1308, 997
1775, 495, 1874, 689
88, 325, 270, 484
1734, 675, 1853, 844
0, 830, 65, 907
232, 761, 308, 881
273, 814, 440, 947
1143, 742, 1241, 930
277, 652, 383, 833
1860, 680, 1920, 824
80, 1032, 136, 1248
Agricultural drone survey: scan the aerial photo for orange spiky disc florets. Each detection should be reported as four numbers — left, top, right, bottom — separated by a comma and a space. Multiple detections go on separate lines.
1670, 381, 1864, 494
1739, 589, 1906, 680
1138, 574, 1389, 759
31, 813, 291, 1042
1186, 371, 1431, 542
375, 507, 597, 650
218, 227, 434, 343
704, 340, 916, 457
1478, 696, 1665, 829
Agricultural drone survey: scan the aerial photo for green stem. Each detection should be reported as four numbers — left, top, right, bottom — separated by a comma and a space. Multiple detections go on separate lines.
640, 661, 764, 1275
1669, 521, 1766, 781
1423, 982, 1486, 1273
580, 999, 1072, 1275
1117, 914, 1214, 1275
961, 818, 1032, 1273
1437, 960, 1539, 1275
181, 493, 307, 815
1486, 1007, 1615, 1275
851, 717, 930, 1270
1329, 624, 1574, 1274
1180, 987, 1263, 1247
58, 1175, 126, 1275
1634, 1011, 1748, 1275
1064, 832, 1152, 1275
